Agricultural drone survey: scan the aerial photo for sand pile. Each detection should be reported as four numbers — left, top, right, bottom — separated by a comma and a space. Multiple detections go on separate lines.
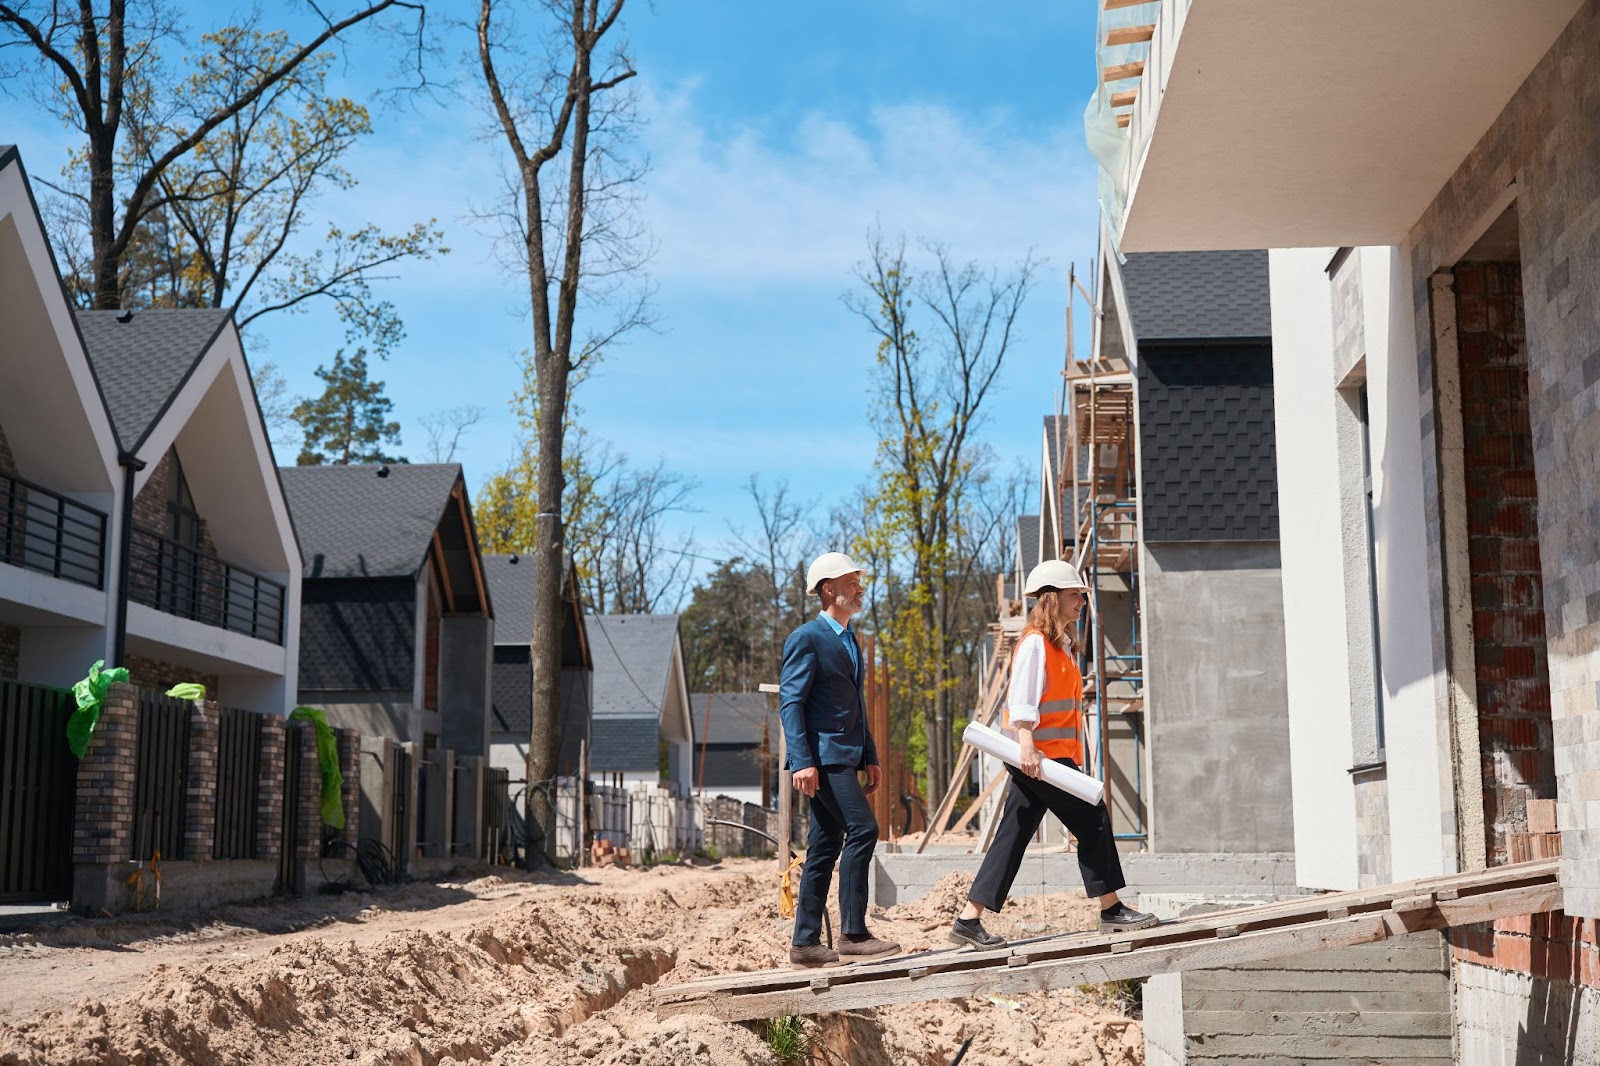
0, 861, 1140, 1066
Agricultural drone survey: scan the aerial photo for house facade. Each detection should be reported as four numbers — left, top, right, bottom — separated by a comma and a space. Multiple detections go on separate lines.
688, 691, 776, 806
282, 463, 492, 757
0, 146, 300, 713
1100, 0, 1600, 1057
482, 553, 593, 787
588, 614, 694, 791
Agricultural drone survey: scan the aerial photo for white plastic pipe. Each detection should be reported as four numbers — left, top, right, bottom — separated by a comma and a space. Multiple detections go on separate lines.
961, 721, 1105, 806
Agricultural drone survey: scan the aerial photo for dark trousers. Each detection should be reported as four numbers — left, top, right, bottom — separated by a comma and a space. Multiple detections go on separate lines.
968, 759, 1125, 912
793, 766, 878, 946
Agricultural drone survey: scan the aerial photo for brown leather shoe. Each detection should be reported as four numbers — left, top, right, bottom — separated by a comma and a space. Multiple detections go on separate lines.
789, 943, 841, 968
838, 935, 900, 960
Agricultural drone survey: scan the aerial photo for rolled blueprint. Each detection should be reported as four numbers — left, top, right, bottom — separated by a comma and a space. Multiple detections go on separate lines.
961, 721, 1105, 806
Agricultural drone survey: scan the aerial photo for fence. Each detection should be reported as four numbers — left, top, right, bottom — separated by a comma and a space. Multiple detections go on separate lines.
0, 680, 77, 902
133, 690, 191, 861
545, 777, 792, 864
214, 705, 261, 859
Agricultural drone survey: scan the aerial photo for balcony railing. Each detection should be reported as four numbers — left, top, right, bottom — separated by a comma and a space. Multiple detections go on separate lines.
127, 525, 286, 645
0, 471, 108, 589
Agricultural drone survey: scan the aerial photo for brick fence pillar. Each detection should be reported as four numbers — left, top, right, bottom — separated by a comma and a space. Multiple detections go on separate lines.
337, 728, 360, 854
256, 715, 286, 862
184, 700, 219, 861
296, 724, 322, 862
73, 682, 139, 863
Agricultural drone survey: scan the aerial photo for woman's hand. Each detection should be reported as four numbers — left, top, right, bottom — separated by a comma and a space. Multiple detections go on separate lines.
1017, 730, 1044, 779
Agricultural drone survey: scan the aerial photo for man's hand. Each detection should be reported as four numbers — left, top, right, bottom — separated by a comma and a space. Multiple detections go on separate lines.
1018, 731, 1044, 779
792, 766, 819, 797
862, 764, 882, 796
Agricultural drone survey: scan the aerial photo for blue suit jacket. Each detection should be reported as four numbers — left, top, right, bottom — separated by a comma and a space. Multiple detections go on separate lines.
779, 616, 878, 772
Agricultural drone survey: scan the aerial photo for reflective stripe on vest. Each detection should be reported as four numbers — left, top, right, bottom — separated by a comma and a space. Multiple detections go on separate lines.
1031, 726, 1080, 744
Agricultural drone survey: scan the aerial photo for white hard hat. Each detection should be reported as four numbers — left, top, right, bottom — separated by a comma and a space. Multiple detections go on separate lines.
806, 551, 866, 595
1024, 559, 1088, 596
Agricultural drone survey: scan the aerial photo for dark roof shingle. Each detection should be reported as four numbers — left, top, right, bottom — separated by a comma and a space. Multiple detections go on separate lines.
589, 614, 680, 720
1120, 250, 1271, 342
482, 554, 535, 644
75, 309, 232, 450
280, 463, 462, 579
688, 692, 775, 747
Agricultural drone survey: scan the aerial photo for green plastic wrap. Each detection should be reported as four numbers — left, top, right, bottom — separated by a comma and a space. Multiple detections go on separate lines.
68, 660, 130, 759
289, 707, 346, 829
165, 682, 207, 701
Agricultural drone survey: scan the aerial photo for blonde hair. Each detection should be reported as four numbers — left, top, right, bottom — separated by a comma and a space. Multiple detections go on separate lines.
1025, 587, 1082, 656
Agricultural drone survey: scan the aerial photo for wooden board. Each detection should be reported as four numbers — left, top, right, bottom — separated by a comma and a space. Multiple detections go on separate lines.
655, 861, 1559, 1022
1106, 24, 1155, 47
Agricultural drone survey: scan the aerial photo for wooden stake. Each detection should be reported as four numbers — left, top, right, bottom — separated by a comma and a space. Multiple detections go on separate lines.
578, 738, 589, 866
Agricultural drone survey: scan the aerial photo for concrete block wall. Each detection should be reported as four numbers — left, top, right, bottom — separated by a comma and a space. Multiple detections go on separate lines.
1145, 933, 1452, 1065
183, 700, 219, 861
1405, 0, 1600, 918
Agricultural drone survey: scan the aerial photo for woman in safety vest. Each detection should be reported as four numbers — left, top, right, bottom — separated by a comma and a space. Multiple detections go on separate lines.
949, 559, 1159, 949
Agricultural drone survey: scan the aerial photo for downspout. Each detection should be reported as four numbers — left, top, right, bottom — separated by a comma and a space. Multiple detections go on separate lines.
112, 450, 146, 665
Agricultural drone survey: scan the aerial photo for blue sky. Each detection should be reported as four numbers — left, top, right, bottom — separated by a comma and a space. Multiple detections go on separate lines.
10, 1, 1104, 574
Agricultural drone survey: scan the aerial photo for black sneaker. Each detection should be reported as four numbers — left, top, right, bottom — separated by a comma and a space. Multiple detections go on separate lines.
948, 916, 1006, 949
1099, 902, 1159, 934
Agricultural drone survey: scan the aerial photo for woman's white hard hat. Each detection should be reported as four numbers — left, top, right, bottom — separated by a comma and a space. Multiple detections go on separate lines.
1024, 559, 1089, 596
806, 551, 866, 595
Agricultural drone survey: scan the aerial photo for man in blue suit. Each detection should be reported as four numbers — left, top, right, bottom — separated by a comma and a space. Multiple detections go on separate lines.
781, 551, 899, 967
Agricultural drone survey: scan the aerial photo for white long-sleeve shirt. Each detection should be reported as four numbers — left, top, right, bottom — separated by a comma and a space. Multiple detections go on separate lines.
1004, 632, 1051, 730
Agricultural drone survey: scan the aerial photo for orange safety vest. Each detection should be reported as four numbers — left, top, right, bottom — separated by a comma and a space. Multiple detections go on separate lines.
1004, 628, 1084, 767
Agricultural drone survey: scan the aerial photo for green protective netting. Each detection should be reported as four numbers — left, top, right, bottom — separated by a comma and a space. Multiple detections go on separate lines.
289, 707, 346, 829
1084, 0, 1160, 252
165, 683, 207, 701
68, 660, 130, 759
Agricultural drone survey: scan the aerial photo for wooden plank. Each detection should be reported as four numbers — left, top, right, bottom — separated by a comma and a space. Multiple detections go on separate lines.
1102, 61, 1146, 83
1103, 0, 1152, 9
1109, 89, 1138, 108
1106, 24, 1155, 47
1116, 114, 1131, 129
947, 770, 1004, 835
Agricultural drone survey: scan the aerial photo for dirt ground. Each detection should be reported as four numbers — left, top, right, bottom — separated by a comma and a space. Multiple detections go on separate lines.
0, 860, 1142, 1066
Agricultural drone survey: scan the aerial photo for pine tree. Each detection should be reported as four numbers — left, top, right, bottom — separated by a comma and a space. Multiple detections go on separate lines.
292, 348, 405, 465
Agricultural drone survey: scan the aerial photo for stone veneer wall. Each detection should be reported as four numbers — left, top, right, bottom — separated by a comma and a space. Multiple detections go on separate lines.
1406, 0, 1600, 919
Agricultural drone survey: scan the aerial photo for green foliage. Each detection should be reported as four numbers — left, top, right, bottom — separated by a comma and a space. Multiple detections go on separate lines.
68, 660, 130, 759
1076, 978, 1143, 1016
292, 348, 404, 465
288, 707, 345, 829
761, 1014, 811, 1064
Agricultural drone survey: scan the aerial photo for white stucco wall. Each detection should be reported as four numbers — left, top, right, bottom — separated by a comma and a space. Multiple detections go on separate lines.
1361, 246, 1452, 881
1270, 247, 1360, 890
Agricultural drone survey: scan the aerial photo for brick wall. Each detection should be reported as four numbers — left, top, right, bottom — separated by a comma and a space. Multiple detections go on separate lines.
123, 655, 220, 702
1453, 912, 1600, 988
295, 724, 323, 862
73, 683, 139, 863
0, 419, 16, 475
184, 701, 220, 861
1408, 0, 1600, 918
337, 728, 360, 855
0, 624, 19, 680
1455, 261, 1559, 868
257, 715, 286, 862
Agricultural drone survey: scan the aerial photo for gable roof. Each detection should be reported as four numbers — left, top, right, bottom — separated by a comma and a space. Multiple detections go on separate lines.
589, 614, 681, 719
1119, 250, 1271, 342
75, 308, 233, 451
1017, 514, 1041, 575
482, 554, 536, 644
279, 463, 465, 580
689, 692, 775, 747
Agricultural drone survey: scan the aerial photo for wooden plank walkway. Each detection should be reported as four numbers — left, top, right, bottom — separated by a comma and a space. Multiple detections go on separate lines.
653, 859, 1561, 1021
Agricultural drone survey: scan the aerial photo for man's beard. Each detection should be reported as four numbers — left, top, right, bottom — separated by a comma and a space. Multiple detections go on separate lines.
835, 590, 865, 615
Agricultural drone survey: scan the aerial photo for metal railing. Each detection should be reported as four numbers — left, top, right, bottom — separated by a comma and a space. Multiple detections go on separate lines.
126, 525, 286, 644
214, 706, 262, 859
0, 471, 107, 589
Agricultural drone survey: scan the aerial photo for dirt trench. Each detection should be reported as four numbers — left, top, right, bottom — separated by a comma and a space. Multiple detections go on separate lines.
0, 862, 1142, 1066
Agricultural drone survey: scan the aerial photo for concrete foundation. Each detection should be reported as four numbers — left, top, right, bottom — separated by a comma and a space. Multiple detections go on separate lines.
870, 849, 1302, 908
1455, 960, 1600, 1066
72, 859, 278, 915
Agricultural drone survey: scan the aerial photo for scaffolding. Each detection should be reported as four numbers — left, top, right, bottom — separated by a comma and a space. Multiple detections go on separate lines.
1060, 262, 1147, 842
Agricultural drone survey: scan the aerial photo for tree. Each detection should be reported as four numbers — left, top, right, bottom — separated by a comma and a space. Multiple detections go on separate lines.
418, 405, 485, 463
1, 0, 438, 343
250, 360, 299, 454
847, 231, 1039, 803
478, 0, 647, 865
292, 348, 404, 465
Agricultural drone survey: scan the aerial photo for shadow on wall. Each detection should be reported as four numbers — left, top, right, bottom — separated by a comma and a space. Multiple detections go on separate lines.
1515, 976, 1583, 1066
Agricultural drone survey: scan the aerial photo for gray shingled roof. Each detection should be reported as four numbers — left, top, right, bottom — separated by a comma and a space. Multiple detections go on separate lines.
482, 554, 534, 644
279, 463, 462, 579
1120, 250, 1271, 342
589, 614, 680, 720
689, 692, 775, 747
1017, 514, 1041, 575
75, 309, 232, 450
588, 716, 661, 774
